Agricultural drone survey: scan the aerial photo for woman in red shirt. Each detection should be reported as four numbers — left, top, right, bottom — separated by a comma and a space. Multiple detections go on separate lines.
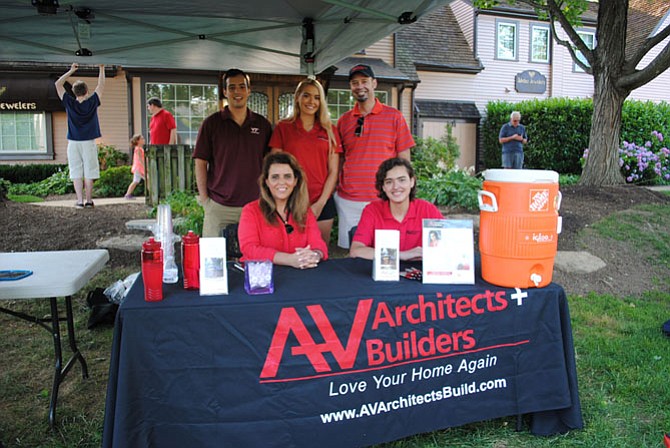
270, 78, 341, 243
238, 152, 328, 269
350, 157, 443, 260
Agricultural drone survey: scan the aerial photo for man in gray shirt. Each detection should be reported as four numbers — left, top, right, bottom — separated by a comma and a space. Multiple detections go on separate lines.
498, 111, 527, 169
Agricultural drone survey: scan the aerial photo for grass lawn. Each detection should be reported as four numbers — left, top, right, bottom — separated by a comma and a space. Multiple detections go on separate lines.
1, 206, 669, 447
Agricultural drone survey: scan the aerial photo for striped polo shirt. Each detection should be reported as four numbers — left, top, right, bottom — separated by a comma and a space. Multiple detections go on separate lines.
337, 99, 414, 201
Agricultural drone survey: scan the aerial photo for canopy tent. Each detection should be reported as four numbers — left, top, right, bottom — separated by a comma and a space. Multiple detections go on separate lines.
0, 0, 450, 75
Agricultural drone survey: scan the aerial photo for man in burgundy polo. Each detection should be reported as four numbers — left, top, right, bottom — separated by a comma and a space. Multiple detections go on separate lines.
147, 97, 177, 144
334, 64, 415, 248
193, 68, 272, 237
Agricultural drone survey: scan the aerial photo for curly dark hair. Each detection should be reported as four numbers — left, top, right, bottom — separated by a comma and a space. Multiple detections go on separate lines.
374, 157, 417, 201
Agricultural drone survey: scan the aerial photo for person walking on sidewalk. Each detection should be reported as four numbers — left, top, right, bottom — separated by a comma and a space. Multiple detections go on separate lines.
124, 134, 145, 199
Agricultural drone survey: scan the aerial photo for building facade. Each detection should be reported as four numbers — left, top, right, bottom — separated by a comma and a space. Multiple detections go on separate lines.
1, 0, 669, 172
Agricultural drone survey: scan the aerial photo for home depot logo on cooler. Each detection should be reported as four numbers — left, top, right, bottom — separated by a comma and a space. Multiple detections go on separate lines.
529, 189, 550, 212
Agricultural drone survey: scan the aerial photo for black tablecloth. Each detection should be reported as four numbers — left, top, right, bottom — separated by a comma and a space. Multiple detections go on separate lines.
103, 258, 582, 447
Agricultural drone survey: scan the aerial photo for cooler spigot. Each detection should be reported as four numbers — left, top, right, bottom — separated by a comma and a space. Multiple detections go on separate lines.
530, 273, 542, 287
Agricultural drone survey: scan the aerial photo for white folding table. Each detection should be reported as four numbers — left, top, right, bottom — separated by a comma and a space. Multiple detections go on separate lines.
0, 249, 109, 427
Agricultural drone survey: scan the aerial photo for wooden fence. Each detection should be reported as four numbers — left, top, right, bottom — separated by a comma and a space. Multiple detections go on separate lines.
144, 145, 195, 206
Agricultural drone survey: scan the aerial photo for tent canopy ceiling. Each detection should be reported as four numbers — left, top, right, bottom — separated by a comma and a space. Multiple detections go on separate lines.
0, 0, 450, 75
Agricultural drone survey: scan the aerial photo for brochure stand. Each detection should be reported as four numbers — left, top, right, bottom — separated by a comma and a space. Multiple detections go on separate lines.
199, 237, 229, 295
422, 219, 475, 284
373, 230, 400, 281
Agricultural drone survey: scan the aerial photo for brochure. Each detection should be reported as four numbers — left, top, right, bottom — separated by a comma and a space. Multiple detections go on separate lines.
373, 229, 400, 281
199, 237, 229, 295
422, 219, 474, 284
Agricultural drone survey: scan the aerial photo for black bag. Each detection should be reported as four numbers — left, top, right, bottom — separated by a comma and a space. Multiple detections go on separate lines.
86, 287, 119, 329
663, 319, 670, 337
222, 223, 242, 260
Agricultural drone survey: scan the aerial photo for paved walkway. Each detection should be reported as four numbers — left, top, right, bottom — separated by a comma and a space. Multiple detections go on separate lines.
29, 196, 147, 207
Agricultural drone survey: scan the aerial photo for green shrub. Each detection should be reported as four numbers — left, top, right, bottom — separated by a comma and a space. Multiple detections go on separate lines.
98, 144, 129, 170
483, 98, 670, 174
412, 125, 461, 179
0, 178, 9, 200
8, 169, 73, 197
483, 98, 592, 174
411, 125, 480, 211
621, 101, 670, 146
0, 164, 67, 184
95, 166, 144, 197
417, 170, 482, 211
559, 174, 580, 186
150, 190, 204, 236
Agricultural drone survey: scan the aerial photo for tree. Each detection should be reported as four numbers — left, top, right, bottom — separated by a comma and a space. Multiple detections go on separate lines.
476, 0, 670, 186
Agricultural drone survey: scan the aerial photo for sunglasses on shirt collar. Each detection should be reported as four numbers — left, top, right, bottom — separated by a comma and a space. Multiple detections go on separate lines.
355, 116, 364, 137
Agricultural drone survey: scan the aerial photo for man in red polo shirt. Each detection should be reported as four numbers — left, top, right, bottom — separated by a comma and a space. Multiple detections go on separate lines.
147, 97, 177, 144
193, 68, 272, 237
334, 64, 415, 248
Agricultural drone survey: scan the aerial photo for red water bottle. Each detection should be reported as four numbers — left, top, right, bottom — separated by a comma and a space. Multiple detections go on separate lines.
182, 230, 200, 290
142, 237, 163, 301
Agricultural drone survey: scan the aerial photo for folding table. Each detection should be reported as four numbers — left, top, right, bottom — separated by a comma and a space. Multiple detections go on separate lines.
0, 249, 109, 427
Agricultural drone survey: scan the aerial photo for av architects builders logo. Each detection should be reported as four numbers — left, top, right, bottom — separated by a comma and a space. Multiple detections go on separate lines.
515, 70, 547, 94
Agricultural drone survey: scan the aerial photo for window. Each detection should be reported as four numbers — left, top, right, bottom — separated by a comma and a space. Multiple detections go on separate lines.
326, 89, 388, 122
247, 92, 268, 118
575, 30, 595, 72
277, 92, 294, 120
530, 25, 550, 63
496, 20, 518, 60
146, 83, 219, 145
0, 111, 52, 158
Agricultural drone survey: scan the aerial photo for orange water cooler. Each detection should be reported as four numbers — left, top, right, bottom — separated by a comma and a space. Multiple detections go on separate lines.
477, 169, 562, 288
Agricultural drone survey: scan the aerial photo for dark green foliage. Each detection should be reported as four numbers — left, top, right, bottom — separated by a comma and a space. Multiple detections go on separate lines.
150, 190, 204, 236
8, 169, 73, 196
412, 126, 482, 211
412, 127, 460, 178
0, 178, 10, 200
417, 171, 482, 211
98, 144, 129, 170
620, 101, 670, 145
95, 166, 143, 198
0, 164, 68, 184
483, 98, 592, 174
483, 98, 670, 174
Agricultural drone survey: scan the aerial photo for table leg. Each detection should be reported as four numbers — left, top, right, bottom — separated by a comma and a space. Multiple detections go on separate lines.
47, 296, 89, 428
49, 297, 63, 428
64, 296, 89, 379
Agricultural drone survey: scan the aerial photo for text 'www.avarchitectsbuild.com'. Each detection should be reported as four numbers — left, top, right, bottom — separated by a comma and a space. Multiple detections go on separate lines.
319, 378, 508, 423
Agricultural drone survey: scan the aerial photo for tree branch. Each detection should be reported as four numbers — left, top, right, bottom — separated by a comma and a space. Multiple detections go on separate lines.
618, 39, 670, 91
545, 6, 592, 73
545, 0, 594, 65
626, 22, 670, 70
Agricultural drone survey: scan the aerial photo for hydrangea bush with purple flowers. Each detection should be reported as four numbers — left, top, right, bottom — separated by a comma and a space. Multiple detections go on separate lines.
581, 131, 670, 184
